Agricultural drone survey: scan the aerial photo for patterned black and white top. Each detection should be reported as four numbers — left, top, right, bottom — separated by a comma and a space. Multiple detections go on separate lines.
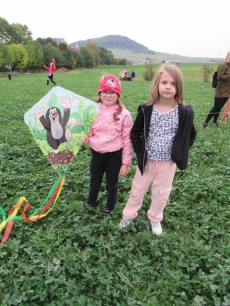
146, 104, 179, 161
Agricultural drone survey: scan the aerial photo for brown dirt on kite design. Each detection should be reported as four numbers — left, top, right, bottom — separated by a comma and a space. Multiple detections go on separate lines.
46, 149, 75, 166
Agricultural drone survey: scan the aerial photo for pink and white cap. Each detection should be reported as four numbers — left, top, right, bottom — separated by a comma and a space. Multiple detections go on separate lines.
98, 75, 121, 96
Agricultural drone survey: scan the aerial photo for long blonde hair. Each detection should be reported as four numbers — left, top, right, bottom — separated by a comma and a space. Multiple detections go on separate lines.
147, 64, 185, 106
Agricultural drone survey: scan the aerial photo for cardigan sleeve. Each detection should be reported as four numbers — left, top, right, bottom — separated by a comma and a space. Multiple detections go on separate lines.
130, 106, 144, 154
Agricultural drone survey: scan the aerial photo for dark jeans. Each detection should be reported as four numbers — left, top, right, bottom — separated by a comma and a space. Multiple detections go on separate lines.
204, 97, 229, 123
47, 74, 56, 84
87, 148, 122, 210
8, 74, 12, 80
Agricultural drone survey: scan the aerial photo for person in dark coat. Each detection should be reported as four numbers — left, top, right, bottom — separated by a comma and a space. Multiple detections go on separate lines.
203, 51, 230, 127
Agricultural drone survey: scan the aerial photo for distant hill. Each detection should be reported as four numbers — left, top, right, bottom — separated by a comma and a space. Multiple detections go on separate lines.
69, 35, 221, 63
70, 35, 155, 55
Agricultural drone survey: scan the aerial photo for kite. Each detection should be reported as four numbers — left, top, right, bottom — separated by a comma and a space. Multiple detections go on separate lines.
0, 86, 100, 244
219, 99, 230, 123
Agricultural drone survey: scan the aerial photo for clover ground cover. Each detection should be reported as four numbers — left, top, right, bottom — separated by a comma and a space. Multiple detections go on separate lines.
0, 64, 230, 305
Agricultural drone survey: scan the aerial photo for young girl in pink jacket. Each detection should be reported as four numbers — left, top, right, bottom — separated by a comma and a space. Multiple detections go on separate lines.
84, 75, 133, 218
43, 59, 56, 85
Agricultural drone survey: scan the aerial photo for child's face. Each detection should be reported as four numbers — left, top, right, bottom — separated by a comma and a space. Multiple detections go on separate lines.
100, 91, 118, 106
158, 71, 176, 100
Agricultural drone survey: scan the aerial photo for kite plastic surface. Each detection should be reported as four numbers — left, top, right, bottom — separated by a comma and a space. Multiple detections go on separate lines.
0, 86, 100, 244
24, 86, 100, 176
219, 99, 230, 123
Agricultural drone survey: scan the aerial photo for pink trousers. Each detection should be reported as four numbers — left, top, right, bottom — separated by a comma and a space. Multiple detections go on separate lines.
123, 159, 176, 222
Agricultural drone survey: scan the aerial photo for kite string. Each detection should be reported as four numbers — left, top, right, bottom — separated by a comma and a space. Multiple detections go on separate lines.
0, 175, 65, 245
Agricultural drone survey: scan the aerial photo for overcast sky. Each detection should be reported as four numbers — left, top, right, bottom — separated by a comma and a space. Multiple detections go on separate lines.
2, 0, 230, 59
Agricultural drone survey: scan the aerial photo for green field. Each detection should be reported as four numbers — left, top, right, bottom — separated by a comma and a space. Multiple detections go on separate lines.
1, 63, 230, 305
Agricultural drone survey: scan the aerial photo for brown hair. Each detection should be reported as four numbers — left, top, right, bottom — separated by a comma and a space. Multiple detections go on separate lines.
95, 94, 124, 121
147, 64, 185, 106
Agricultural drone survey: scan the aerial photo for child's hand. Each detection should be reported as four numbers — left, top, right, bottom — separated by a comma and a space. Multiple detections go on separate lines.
119, 165, 129, 176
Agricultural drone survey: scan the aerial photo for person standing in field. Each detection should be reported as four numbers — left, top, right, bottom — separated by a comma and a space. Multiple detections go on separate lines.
6, 65, 12, 80
119, 70, 125, 81
203, 51, 230, 128
131, 70, 136, 81
43, 59, 57, 85
83, 75, 133, 218
119, 65, 196, 235
123, 66, 127, 75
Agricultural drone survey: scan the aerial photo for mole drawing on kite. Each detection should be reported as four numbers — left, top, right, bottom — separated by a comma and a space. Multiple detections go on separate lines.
33, 96, 73, 168
0, 86, 100, 244
25, 86, 100, 175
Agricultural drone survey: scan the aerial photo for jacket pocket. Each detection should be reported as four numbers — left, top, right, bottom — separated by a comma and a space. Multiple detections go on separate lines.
131, 181, 142, 197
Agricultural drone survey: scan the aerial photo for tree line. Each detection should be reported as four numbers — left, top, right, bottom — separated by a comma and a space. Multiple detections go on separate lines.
0, 17, 128, 72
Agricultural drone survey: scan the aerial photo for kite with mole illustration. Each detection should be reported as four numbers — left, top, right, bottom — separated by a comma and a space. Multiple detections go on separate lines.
0, 86, 100, 244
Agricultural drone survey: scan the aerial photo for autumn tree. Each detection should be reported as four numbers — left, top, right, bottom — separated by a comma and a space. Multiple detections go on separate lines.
85, 40, 97, 53
85, 40, 100, 67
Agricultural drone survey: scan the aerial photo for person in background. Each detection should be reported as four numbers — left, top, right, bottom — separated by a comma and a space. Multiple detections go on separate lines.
43, 59, 57, 85
6, 65, 12, 80
131, 69, 136, 81
84, 75, 133, 218
119, 70, 125, 81
176, 63, 180, 69
123, 66, 127, 75
119, 65, 196, 235
203, 51, 230, 128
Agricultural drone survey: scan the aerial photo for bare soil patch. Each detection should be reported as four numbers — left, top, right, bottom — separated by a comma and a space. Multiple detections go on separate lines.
55, 67, 70, 73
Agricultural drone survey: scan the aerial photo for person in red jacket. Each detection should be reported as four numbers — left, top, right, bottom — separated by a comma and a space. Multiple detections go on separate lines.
43, 59, 56, 85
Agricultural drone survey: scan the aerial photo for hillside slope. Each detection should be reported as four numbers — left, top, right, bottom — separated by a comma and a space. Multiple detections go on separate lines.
70, 35, 155, 55
69, 35, 221, 63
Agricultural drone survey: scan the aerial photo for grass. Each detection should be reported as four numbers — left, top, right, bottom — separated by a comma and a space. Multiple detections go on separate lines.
0, 64, 230, 306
